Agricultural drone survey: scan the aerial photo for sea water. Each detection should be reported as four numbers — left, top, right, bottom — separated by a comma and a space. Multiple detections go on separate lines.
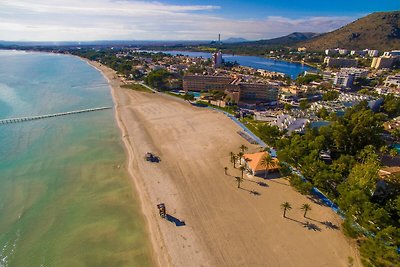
0, 51, 151, 267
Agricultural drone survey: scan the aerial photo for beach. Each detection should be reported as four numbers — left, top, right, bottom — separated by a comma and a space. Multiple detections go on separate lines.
87, 60, 362, 267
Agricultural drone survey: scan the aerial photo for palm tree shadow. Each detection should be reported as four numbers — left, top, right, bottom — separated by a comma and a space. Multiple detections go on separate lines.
304, 217, 339, 231
285, 216, 306, 225
321, 221, 340, 230
303, 221, 322, 231
239, 187, 261, 196
243, 178, 269, 188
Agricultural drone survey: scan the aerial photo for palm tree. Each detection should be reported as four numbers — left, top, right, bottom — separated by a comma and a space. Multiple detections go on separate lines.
281, 202, 292, 218
301, 203, 312, 218
260, 154, 274, 178
224, 167, 228, 175
235, 176, 243, 188
239, 165, 246, 180
236, 152, 244, 168
240, 144, 248, 153
230, 152, 235, 163
232, 155, 238, 168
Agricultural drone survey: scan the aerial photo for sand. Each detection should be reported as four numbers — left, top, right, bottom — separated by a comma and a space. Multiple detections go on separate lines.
86, 60, 362, 267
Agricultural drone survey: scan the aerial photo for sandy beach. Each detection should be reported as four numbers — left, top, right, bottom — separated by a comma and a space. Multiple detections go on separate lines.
86, 59, 361, 267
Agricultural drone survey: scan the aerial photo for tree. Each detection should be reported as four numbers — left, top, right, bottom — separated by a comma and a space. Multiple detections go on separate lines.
224, 167, 228, 175
183, 93, 195, 101
323, 90, 339, 101
239, 165, 246, 180
230, 152, 235, 163
295, 74, 322, 85
232, 155, 238, 168
392, 128, 400, 141
261, 154, 274, 178
258, 125, 282, 146
380, 145, 389, 155
240, 145, 248, 153
301, 203, 312, 218
299, 99, 309, 110
235, 176, 243, 188
389, 148, 398, 159
237, 152, 244, 162
316, 107, 329, 119
284, 103, 292, 111
281, 202, 292, 218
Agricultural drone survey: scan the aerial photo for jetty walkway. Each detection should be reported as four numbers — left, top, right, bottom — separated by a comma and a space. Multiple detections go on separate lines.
0, 107, 112, 125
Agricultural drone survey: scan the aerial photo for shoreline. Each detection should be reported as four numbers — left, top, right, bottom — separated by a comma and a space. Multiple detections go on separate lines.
83, 59, 171, 266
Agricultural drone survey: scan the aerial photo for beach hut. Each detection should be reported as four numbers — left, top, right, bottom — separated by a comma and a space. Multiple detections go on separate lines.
241, 151, 280, 177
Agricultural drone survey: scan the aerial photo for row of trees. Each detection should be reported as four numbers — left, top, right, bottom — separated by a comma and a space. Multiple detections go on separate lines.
281, 202, 312, 218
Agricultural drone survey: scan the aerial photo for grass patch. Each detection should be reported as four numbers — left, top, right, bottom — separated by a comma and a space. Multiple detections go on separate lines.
121, 84, 153, 93
166, 92, 186, 99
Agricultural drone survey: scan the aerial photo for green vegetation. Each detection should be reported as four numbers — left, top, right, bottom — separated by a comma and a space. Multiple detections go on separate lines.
144, 69, 177, 91
322, 90, 339, 101
271, 102, 400, 265
281, 202, 292, 218
382, 94, 400, 118
296, 74, 322, 85
301, 204, 312, 218
316, 107, 329, 119
121, 83, 153, 93
299, 99, 309, 110
260, 154, 274, 178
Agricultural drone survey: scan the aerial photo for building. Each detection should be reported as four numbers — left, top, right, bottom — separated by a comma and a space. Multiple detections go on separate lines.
383, 50, 400, 57
242, 151, 280, 177
350, 50, 367, 57
297, 47, 307, 52
212, 50, 223, 68
183, 75, 279, 104
325, 49, 338, 56
239, 83, 279, 104
371, 57, 395, 69
367, 50, 379, 57
334, 73, 355, 88
183, 75, 234, 92
384, 75, 400, 88
339, 67, 369, 78
271, 114, 310, 134
324, 57, 358, 68
338, 49, 349, 55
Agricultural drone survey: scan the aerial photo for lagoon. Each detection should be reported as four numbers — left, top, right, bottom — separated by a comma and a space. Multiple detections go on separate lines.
159, 50, 317, 78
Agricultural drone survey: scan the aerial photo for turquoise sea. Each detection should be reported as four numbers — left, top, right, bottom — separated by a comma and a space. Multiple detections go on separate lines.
0, 51, 151, 267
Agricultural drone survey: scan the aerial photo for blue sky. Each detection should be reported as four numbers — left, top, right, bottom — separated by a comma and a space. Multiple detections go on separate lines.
0, 0, 398, 41
164, 0, 399, 18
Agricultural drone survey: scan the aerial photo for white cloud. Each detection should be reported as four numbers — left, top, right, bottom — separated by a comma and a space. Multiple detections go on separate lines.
0, 0, 353, 41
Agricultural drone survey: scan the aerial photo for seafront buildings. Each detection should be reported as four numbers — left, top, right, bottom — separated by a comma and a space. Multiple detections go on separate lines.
183, 75, 279, 105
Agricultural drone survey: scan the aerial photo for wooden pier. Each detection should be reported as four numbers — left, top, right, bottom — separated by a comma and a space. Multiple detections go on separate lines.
0, 107, 112, 125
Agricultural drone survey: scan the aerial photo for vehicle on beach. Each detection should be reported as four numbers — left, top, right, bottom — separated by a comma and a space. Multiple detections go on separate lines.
157, 203, 166, 218
144, 152, 161, 162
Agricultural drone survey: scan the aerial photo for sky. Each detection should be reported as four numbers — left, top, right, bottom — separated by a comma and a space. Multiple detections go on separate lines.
0, 0, 398, 41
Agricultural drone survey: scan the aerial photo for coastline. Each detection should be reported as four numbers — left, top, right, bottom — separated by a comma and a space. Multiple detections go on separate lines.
83, 58, 170, 266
